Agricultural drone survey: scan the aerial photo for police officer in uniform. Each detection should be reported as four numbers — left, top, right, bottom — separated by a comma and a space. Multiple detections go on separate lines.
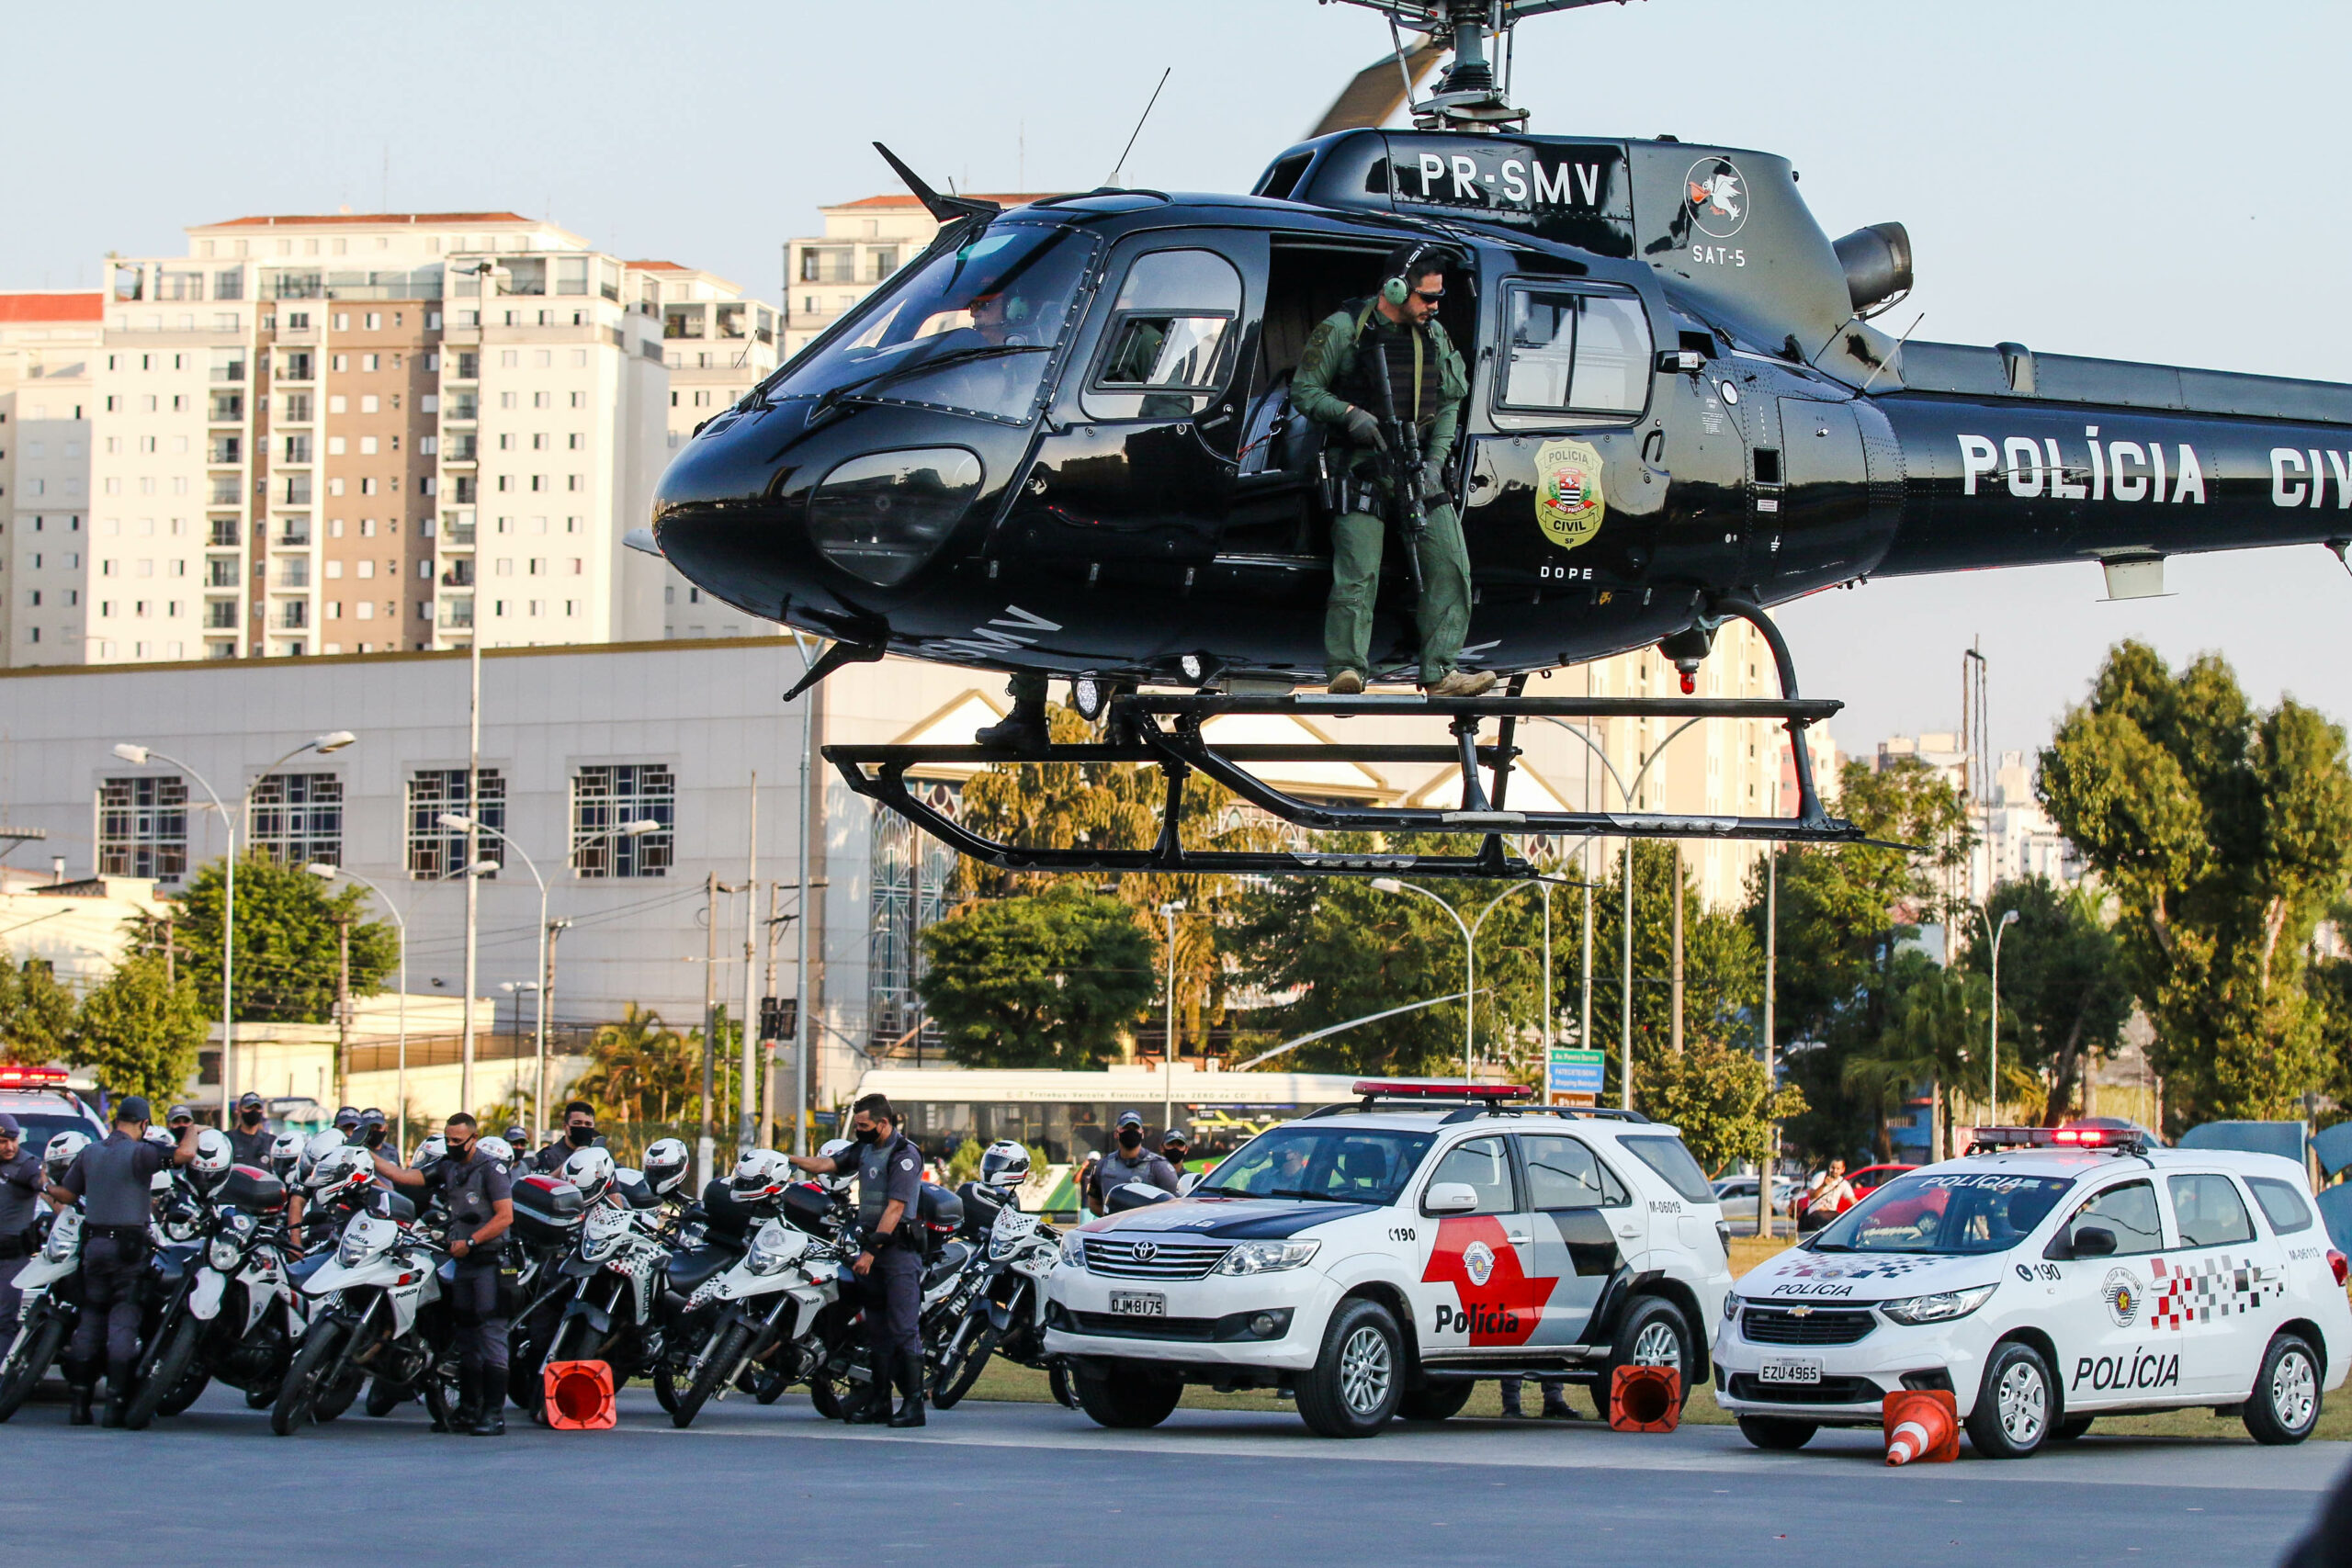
58, 1096, 198, 1425
1087, 1111, 1182, 1214
529, 1100, 606, 1174
0, 1113, 68, 1354
1291, 242, 1491, 699
227, 1091, 276, 1166
373, 1112, 514, 1436
788, 1092, 928, 1427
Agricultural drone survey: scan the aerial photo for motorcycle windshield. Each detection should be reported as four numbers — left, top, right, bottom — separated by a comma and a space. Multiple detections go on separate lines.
756, 225, 1097, 424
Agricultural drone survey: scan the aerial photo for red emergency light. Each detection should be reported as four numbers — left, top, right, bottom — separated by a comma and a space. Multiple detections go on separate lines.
0, 1066, 67, 1089
1968, 1124, 2148, 1155
1351, 1080, 1534, 1101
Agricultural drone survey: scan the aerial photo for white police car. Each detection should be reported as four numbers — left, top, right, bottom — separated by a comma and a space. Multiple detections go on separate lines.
1044, 1080, 1733, 1438
1713, 1125, 2352, 1458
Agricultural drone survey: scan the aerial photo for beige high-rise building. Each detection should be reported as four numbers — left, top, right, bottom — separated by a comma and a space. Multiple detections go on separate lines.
46, 210, 770, 666
781, 192, 1056, 356
0, 292, 103, 662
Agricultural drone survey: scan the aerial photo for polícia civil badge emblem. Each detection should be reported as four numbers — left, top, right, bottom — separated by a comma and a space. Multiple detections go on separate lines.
1533, 437, 1605, 550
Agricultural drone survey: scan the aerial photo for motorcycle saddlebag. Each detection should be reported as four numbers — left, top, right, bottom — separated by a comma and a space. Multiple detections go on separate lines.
512, 1174, 586, 1246
220, 1164, 288, 1213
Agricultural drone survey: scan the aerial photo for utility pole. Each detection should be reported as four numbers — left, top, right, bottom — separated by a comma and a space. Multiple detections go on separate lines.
792, 633, 820, 1156
1669, 842, 1685, 1056
1759, 852, 1777, 1241
163, 914, 175, 987
461, 622, 481, 1111
700, 871, 718, 1185
1619, 836, 1634, 1111
740, 773, 759, 1157
762, 882, 786, 1153
543, 917, 570, 1142
334, 915, 352, 1112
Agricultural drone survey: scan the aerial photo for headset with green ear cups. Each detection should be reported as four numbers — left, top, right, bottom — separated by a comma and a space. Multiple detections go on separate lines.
1382, 243, 1437, 307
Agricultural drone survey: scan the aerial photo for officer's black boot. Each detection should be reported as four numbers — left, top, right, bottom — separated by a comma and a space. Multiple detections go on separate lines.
448, 1363, 479, 1435
470, 1368, 507, 1437
66, 1382, 95, 1427
845, 1354, 893, 1424
888, 1348, 927, 1428
101, 1362, 131, 1427
973, 700, 1048, 754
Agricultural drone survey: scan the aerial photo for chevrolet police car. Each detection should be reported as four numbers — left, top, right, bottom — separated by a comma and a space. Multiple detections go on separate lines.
1713, 1125, 2352, 1458
1043, 1080, 1733, 1438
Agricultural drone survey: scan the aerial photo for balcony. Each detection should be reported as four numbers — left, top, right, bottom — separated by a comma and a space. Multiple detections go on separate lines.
277, 602, 310, 629
205, 601, 238, 628
276, 519, 311, 547
209, 394, 243, 422
451, 476, 477, 505
280, 476, 311, 506
439, 559, 475, 587
206, 559, 239, 587
441, 511, 476, 546
279, 392, 312, 423
209, 477, 242, 506
278, 353, 314, 382
282, 434, 311, 464
444, 434, 477, 461
446, 393, 478, 422
208, 436, 241, 464
437, 594, 474, 630
277, 558, 311, 589
453, 352, 479, 380
209, 518, 240, 547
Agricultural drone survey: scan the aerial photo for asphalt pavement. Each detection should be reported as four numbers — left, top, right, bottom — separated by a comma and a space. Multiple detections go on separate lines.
3, 1384, 2341, 1566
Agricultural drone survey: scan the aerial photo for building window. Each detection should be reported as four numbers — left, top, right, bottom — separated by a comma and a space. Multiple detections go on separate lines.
866, 784, 959, 1053
571, 764, 675, 877
99, 775, 189, 878
405, 768, 505, 878
248, 773, 343, 867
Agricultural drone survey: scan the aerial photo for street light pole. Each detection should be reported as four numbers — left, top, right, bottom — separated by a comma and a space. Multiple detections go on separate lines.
308, 863, 403, 1146
462, 627, 482, 1112
115, 729, 354, 1124
1987, 906, 2020, 1127
1159, 899, 1184, 1138
1370, 879, 1476, 1076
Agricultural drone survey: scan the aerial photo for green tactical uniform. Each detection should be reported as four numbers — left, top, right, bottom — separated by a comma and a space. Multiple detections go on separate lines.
1290, 298, 1472, 684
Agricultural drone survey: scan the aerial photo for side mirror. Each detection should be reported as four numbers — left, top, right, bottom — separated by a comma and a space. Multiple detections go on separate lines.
2072, 1225, 2118, 1258
1177, 1171, 1201, 1196
1424, 1182, 1478, 1215
1105, 1181, 1175, 1213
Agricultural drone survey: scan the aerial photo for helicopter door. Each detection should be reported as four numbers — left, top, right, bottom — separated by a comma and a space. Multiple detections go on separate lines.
1770, 398, 1869, 581
1004, 238, 1260, 586
1657, 362, 1749, 588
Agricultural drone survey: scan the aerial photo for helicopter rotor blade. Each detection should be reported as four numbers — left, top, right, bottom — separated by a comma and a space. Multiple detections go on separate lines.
1308, 33, 1445, 138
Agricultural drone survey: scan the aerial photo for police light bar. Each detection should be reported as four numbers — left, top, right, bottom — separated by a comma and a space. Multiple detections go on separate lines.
1351, 1079, 1534, 1101
1969, 1124, 2148, 1155
0, 1066, 67, 1089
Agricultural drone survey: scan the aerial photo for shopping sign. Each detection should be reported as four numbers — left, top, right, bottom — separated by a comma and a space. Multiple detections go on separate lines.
1546, 1047, 1605, 1097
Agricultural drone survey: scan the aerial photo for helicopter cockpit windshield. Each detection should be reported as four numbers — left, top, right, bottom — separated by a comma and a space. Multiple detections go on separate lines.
763, 226, 1096, 423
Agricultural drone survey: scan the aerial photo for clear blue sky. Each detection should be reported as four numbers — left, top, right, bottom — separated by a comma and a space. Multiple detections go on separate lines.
10, 0, 2349, 761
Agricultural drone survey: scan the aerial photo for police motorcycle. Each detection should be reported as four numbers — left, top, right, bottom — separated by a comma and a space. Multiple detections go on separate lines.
667, 1147, 859, 1429
119, 1133, 302, 1428
269, 1146, 460, 1436
512, 1141, 695, 1422
0, 1132, 92, 1422
929, 1142, 1080, 1411
793, 1149, 975, 1422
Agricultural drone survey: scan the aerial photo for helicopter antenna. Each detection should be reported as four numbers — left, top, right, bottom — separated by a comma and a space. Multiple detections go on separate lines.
1853, 310, 1927, 398
1105, 67, 1172, 188
872, 141, 1000, 226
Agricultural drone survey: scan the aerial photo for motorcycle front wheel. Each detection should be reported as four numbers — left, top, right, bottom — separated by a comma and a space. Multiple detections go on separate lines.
1048, 1360, 1081, 1411
673, 1322, 752, 1430
0, 1312, 67, 1424
808, 1373, 844, 1420
652, 1360, 683, 1416
932, 1316, 999, 1412
123, 1313, 204, 1430
271, 1320, 349, 1436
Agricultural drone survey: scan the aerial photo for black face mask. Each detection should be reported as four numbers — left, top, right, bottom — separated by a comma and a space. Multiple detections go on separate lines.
567, 1125, 596, 1147
447, 1135, 474, 1159
1117, 1128, 1143, 1151
854, 1125, 881, 1145
240, 1110, 264, 1127
362, 1127, 385, 1149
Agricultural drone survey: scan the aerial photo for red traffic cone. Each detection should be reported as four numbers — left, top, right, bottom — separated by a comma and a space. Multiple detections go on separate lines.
543, 1359, 617, 1430
1883, 1389, 1959, 1464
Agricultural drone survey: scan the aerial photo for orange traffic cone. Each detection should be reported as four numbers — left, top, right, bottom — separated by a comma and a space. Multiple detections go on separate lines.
1608, 1365, 1681, 1432
544, 1359, 617, 1430
1882, 1390, 1959, 1464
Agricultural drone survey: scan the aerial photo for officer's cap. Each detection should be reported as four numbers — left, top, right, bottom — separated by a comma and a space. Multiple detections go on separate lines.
238, 1090, 266, 1110
115, 1096, 153, 1125
166, 1104, 195, 1123
333, 1106, 361, 1128
0, 1113, 20, 1137
1116, 1110, 1144, 1128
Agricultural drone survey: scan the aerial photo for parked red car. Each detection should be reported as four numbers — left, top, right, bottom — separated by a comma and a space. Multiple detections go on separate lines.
1793, 1162, 1917, 1231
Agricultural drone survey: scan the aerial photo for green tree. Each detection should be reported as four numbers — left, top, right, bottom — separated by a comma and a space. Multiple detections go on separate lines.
68, 953, 208, 1104
0, 956, 80, 1066
166, 854, 399, 1023
1581, 841, 1765, 1094
919, 885, 1157, 1068
1953, 876, 2132, 1124
570, 1003, 702, 1132
2039, 643, 2352, 1126
1641, 1037, 1803, 1178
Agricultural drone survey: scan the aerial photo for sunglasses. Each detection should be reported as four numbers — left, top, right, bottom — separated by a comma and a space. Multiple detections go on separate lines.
1410, 288, 1444, 305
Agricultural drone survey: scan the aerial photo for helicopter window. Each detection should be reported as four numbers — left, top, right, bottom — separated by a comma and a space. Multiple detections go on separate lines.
1498, 285, 1651, 419
758, 226, 1096, 425
1083, 249, 1243, 420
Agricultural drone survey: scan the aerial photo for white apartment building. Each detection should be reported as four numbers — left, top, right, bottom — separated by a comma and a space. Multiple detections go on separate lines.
1875, 731, 2079, 903
637, 261, 781, 638
40, 210, 780, 668
0, 292, 103, 662
781, 192, 1055, 356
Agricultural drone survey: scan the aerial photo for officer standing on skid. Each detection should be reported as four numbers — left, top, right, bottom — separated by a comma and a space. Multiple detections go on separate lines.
787, 1092, 928, 1427
58, 1096, 198, 1425
227, 1090, 276, 1166
373, 1111, 513, 1435
1291, 241, 1491, 699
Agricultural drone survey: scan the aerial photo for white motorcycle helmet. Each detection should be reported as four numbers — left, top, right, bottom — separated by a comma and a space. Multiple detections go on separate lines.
978, 1139, 1032, 1187
475, 1135, 514, 1167
187, 1128, 234, 1191
412, 1134, 447, 1168
812, 1137, 857, 1196
308, 1145, 375, 1207
731, 1147, 792, 1201
561, 1145, 617, 1204
143, 1127, 176, 1151
299, 1129, 347, 1183
43, 1130, 89, 1185
268, 1130, 305, 1179
641, 1137, 690, 1197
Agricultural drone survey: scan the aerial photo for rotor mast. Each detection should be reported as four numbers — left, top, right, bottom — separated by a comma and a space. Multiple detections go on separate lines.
1330, 0, 1620, 132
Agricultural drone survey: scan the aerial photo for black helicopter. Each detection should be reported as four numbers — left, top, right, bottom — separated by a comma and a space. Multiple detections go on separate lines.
647, 0, 2352, 882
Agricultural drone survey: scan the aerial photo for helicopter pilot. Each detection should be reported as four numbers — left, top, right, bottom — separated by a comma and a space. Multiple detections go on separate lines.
1292, 241, 1488, 698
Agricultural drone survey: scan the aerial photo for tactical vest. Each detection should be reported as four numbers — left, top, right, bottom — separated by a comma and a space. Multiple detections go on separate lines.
856, 1133, 919, 1239
439, 1150, 504, 1253
1342, 300, 1440, 436
78, 1134, 159, 1228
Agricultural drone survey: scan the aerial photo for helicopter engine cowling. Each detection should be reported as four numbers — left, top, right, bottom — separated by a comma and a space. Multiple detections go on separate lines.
1831, 223, 1912, 317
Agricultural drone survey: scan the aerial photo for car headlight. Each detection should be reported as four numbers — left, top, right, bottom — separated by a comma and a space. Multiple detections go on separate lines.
1879, 1284, 1997, 1325
1723, 1292, 1741, 1322
1215, 1239, 1320, 1276
806, 447, 983, 587
1059, 1232, 1088, 1269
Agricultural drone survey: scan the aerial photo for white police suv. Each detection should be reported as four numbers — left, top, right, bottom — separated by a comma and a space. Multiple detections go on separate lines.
1044, 1080, 1734, 1438
1713, 1125, 2352, 1458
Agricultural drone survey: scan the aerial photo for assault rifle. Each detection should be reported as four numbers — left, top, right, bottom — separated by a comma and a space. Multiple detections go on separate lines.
1369, 342, 1429, 596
